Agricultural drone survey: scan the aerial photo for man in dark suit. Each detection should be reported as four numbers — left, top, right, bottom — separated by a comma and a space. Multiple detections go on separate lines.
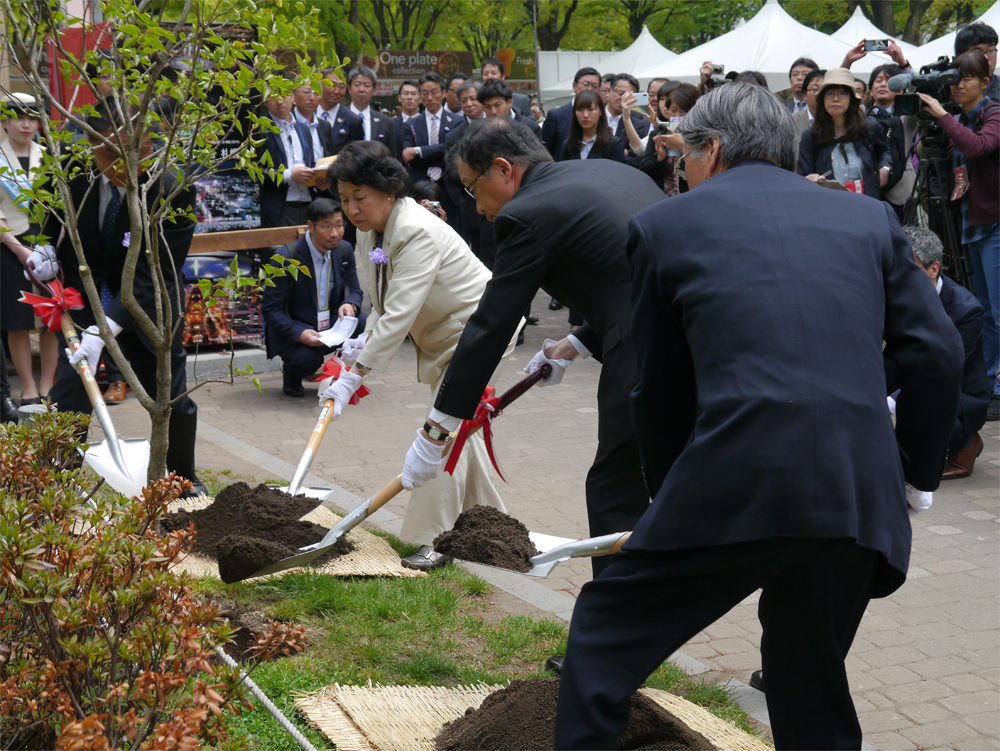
347, 66, 396, 156
478, 79, 541, 137
403, 118, 664, 583
402, 72, 458, 186
292, 81, 337, 164
444, 71, 469, 117
263, 199, 366, 397
317, 70, 365, 155
606, 73, 649, 144
38, 111, 206, 494
541, 67, 601, 157
481, 56, 532, 118
904, 227, 991, 479
259, 89, 332, 228
445, 80, 492, 265
553, 83, 962, 751
391, 80, 421, 162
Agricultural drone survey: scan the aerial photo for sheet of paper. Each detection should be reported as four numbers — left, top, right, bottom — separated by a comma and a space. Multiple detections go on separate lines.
318, 316, 358, 348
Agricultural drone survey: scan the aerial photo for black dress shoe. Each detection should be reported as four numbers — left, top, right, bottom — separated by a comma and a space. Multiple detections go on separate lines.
525, 315, 539, 326
987, 394, 999, 422
179, 480, 209, 499
516, 329, 525, 346
545, 655, 565, 674
282, 372, 304, 398
548, 299, 564, 311
1, 396, 19, 423
20, 396, 42, 406
749, 669, 765, 692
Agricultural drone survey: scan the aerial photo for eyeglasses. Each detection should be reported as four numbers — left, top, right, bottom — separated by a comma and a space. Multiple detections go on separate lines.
576, 81, 600, 90
823, 88, 850, 100
971, 45, 997, 59
674, 148, 693, 182
464, 165, 490, 199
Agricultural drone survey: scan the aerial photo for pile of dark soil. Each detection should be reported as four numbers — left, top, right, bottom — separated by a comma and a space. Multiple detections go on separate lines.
433, 506, 540, 573
435, 679, 710, 751
162, 482, 354, 583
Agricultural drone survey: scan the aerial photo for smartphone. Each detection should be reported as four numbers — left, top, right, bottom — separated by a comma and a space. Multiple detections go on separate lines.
711, 63, 725, 75
632, 92, 650, 108
863, 39, 889, 52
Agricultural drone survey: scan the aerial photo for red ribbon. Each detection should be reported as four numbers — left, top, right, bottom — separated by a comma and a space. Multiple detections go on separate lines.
314, 356, 370, 405
18, 280, 84, 331
444, 386, 505, 482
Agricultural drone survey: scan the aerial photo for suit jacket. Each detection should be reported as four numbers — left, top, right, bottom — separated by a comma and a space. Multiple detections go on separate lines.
792, 107, 811, 136
259, 118, 336, 228
434, 159, 665, 452
392, 114, 416, 162
403, 110, 458, 184
513, 109, 542, 138
41, 166, 195, 338
556, 135, 627, 163
541, 102, 574, 157
511, 91, 532, 118
614, 111, 650, 142
785, 97, 808, 114
625, 159, 963, 596
0, 138, 42, 236
318, 105, 365, 155
362, 108, 397, 157
355, 197, 513, 386
262, 236, 365, 359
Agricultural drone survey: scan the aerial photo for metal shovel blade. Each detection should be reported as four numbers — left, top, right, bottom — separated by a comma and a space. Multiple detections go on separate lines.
455, 530, 633, 578
84, 437, 150, 498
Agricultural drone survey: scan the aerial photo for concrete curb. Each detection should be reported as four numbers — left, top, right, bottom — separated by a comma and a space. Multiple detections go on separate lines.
197, 414, 872, 751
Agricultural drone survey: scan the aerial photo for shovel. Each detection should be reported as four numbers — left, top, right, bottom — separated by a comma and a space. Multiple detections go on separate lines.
458, 530, 632, 578
22, 266, 149, 498
233, 363, 553, 582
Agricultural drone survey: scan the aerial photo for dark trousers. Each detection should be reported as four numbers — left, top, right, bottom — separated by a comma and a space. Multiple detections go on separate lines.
50, 329, 199, 482
585, 436, 649, 576
280, 341, 334, 383
0, 334, 9, 400
103, 354, 123, 382
555, 537, 881, 750
568, 308, 584, 327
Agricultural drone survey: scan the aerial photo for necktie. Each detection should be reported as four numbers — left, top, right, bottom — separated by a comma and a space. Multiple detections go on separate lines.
296, 122, 315, 168
795, 99, 807, 113
321, 110, 331, 122
102, 183, 121, 250
316, 253, 329, 310
428, 114, 442, 181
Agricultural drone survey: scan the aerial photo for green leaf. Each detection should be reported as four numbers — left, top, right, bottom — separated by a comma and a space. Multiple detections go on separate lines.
252, 378, 262, 393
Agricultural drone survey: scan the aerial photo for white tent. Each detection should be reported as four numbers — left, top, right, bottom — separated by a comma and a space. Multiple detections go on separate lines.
540, 25, 676, 106
831, 6, 920, 60
910, 1, 1000, 69
632, 0, 892, 91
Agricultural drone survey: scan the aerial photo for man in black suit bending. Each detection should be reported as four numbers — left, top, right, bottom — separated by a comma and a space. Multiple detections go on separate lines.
553, 83, 963, 751
263, 198, 366, 397
401, 118, 664, 580
37, 110, 205, 494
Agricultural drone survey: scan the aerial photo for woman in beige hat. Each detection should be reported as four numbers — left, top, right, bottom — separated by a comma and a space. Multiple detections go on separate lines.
796, 67, 892, 198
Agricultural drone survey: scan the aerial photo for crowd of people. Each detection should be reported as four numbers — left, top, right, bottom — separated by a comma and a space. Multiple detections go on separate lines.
0, 20, 997, 748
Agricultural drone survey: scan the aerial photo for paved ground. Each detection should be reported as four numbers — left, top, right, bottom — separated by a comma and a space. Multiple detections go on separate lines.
11, 291, 999, 750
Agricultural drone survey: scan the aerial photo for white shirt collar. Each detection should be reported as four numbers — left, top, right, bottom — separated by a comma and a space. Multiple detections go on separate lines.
318, 103, 340, 120
935, 276, 943, 295
294, 107, 316, 126
305, 229, 329, 261
350, 103, 369, 117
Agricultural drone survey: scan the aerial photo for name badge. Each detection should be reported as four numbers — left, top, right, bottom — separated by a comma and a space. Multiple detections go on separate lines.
318, 309, 331, 331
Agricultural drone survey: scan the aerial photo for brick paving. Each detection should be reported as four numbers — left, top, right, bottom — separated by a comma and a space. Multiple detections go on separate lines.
13, 289, 999, 749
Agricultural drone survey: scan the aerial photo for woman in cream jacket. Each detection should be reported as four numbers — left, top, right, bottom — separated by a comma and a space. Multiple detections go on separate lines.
324, 141, 518, 570
0, 94, 57, 405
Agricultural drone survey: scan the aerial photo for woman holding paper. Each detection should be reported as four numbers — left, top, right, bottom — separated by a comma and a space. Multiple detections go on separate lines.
322, 141, 518, 570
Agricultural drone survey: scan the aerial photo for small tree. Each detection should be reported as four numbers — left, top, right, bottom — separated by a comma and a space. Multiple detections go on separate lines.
0, 0, 338, 481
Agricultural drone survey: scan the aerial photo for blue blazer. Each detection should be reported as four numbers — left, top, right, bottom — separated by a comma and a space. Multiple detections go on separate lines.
262, 237, 366, 358
541, 102, 574, 156
625, 159, 962, 597
403, 110, 458, 183
258, 119, 336, 228
322, 106, 365, 155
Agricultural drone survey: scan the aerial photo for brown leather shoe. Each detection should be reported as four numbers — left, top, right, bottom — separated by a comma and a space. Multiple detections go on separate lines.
103, 381, 127, 405
942, 433, 984, 480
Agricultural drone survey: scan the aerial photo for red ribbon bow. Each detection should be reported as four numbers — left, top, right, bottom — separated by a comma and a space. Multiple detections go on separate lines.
444, 386, 505, 482
18, 280, 84, 331
314, 356, 371, 405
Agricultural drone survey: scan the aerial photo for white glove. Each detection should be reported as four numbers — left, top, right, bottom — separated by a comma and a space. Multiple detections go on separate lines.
340, 332, 369, 364
401, 429, 446, 490
318, 369, 363, 417
67, 319, 122, 368
524, 338, 574, 386
26, 245, 58, 281
905, 483, 933, 518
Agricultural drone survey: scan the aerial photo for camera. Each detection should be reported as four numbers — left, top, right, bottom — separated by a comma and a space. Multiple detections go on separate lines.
427, 201, 441, 211
711, 63, 724, 75
895, 57, 961, 118
655, 122, 673, 135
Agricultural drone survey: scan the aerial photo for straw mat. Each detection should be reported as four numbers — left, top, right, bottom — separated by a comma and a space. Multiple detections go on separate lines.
295, 682, 768, 751
295, 682, 501, 751
166, 495, 425, 581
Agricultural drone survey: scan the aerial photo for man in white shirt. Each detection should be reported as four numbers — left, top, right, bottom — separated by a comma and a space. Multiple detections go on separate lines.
783, 58, 819, 114
392, 80, 420, 161
402, 72, 457, 185
792, 69, 825, 135
444, 72, 469, 116
606, 73, 649, 142
348, 65, 396, 154
292, 83, 334, 179
260, 92, 322, 227
318, 70, 365, 154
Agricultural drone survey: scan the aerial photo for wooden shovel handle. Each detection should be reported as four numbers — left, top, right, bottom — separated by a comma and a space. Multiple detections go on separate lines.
609, 531, 631, 554
61, 314, 106, 410
368, 475, 405, 515
496, 363, 551, 410
304, 399, 337, 454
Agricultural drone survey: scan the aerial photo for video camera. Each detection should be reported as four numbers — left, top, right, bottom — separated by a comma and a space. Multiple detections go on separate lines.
894, 57, 962, 118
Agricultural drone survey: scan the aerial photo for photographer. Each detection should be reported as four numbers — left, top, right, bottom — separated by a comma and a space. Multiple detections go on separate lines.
797, 68, 891, 198
918, 50, 1000, 421
640, 82, 699, 197
867, 64, 919, 219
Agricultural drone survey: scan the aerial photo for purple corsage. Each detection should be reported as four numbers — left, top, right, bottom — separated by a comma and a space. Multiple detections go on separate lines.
122, 232, 131, 246
369, 246, 388, 265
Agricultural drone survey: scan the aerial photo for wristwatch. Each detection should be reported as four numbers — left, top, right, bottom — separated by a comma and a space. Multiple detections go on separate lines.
423, 421, 450, 441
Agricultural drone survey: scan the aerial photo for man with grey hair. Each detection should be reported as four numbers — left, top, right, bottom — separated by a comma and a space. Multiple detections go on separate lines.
553, 83, 963, 750
896, 226, 991, 480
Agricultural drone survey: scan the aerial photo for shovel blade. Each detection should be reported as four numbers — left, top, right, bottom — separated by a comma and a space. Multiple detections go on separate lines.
84, 438, 149, 498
